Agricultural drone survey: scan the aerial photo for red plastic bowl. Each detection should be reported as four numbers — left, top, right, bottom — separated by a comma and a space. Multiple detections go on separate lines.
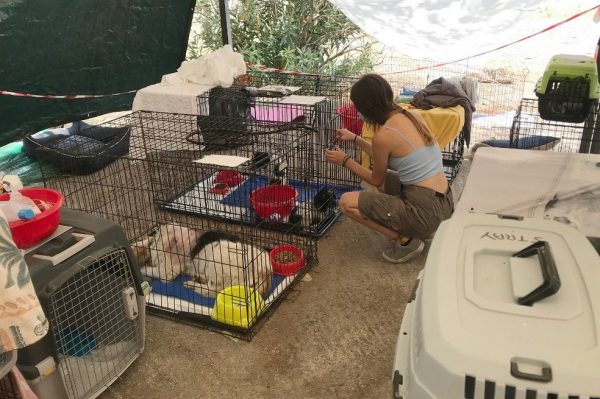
337, 103, 364, 136
249, 185, 298, 219
0, 187, 64, 249
214, 170, 244, 187
269, 245, 306, 276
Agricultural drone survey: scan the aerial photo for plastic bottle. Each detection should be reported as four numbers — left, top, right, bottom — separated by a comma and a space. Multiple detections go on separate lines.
0, 191, 41, 222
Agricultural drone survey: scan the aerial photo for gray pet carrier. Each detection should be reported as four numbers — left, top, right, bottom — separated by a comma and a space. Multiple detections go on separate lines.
18, 208, 146, 399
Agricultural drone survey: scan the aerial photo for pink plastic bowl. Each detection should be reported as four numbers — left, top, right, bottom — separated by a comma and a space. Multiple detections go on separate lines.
0, 187, 64, 249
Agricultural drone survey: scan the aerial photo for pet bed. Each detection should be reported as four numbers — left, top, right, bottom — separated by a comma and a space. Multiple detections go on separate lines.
158, 174, 359, 236
455, 147, 600, 253
146, 273, 294, 317
470, 135, 561, 152
23, 121, 131, 175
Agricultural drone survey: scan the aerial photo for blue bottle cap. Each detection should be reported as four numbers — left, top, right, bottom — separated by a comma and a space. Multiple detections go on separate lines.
17, 208, 35, 220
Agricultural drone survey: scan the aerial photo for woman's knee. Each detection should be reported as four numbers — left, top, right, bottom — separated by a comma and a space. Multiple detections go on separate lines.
338, 192, 358, 214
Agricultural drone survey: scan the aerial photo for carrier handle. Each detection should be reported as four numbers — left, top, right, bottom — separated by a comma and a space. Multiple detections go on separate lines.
513, 241, 561, 306
510, 360, 552, 383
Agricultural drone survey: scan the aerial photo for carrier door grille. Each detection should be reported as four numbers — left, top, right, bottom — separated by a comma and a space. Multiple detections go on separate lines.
48, 249, 142, 399
464, 375, 599, 399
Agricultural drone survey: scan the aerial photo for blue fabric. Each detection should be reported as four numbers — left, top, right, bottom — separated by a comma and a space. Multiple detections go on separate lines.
481, 135, 560, 149
151, 273, 288, 307
219, 175, 357, 209
387, 144, 444, 185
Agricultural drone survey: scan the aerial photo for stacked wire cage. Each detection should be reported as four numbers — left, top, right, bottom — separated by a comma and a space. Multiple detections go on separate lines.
39, 112, 319, 339
510, 98, 600, 154
197, 83, 362, 237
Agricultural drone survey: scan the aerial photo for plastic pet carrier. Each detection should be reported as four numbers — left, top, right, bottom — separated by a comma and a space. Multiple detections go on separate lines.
535, 54, 599, 123
18, 208, 146, 399
393, 213, 600, 399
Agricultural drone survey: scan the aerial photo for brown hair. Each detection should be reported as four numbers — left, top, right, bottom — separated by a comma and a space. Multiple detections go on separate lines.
350, 73, 435, 145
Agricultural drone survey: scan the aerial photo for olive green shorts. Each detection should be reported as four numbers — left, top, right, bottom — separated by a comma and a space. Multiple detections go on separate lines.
358, 171, 454, 239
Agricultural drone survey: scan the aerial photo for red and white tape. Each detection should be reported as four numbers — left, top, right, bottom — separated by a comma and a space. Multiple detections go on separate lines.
0, 89, 137, 99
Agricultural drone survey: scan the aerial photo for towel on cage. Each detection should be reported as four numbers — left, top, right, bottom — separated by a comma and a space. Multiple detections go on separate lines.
149, 273, 288, 307
359, 104, 465, 169
411, 77, 475, 147
219, 175, 358, 209
251, 104, 304, 123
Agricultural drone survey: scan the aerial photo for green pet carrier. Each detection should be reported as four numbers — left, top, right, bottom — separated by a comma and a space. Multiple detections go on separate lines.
534, 54, 599, 123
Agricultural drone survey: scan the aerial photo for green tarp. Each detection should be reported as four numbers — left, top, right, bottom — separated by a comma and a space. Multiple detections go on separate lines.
0, 0, 196, 146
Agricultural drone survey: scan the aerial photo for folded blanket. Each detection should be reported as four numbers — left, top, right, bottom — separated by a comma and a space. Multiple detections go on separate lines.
359, 104, 465, 169
411, 77, 475, 147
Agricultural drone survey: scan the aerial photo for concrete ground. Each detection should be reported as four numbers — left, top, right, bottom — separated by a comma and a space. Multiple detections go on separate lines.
102, 161, 471, 399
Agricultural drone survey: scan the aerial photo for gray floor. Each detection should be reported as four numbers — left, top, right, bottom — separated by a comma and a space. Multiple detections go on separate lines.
102, 160, 471, 399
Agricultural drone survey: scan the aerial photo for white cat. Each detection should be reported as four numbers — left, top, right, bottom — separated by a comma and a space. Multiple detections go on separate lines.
132, 224, 198, 282
183, 231, 273, 299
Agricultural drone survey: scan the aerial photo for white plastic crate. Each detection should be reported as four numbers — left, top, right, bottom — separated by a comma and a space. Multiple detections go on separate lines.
393, 213, 600, 399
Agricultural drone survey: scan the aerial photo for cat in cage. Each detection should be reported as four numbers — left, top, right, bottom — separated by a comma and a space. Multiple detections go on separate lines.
133, 226, 273, 298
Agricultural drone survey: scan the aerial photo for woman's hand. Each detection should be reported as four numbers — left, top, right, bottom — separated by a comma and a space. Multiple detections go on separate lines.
324, 146, 348, 165
335, 128, 357, 142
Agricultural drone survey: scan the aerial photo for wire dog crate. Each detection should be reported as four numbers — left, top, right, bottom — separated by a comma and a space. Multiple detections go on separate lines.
510, 98, 600, 154
197, 84, 337, 150
441, 128, 466, 182
136, 110, 360, 237
240, 68, 357, 105
235, 69, 359, 145
38, 113, 321, 339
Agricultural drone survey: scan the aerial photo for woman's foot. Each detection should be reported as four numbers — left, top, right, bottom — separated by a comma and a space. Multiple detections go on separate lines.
382, 238, 425, 263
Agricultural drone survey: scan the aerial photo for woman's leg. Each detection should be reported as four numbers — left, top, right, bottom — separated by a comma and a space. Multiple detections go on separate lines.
338, 192, 408, 242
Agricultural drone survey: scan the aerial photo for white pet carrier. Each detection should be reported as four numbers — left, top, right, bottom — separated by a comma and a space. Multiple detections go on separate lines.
393, 213, 600, 399
18, 208, 146, 399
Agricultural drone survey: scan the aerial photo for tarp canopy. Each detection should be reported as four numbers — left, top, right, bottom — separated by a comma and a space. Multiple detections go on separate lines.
0, 0, 196, 146
329, 0, 600, 69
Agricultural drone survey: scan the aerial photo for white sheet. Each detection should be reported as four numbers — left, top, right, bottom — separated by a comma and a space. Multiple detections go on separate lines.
193, 154, 250, 167
455, 147, 600, 238
132, 82, 213, 115
328, 1, 600, 69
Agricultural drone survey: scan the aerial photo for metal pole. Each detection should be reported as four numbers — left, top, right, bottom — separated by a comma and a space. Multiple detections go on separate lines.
219, 0, 232, 46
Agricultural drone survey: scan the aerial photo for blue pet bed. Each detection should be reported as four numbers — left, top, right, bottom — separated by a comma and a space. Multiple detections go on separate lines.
477, 135, 560, 150
150, 273, 288, 309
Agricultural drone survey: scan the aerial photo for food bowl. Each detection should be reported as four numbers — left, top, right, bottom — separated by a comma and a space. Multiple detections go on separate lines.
337, 103, 364, 136
269, 244, 306, 276
210, 285, 265, 329
214, 170, 244, 187
0, 187, 64, 249
249, 185, 298, 220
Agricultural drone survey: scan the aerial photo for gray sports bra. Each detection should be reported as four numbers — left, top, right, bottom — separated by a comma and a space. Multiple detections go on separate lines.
384, 126, 443, 185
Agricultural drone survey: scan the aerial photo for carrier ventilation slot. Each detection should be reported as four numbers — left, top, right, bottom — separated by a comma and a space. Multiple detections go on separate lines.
462, 376, 599, 399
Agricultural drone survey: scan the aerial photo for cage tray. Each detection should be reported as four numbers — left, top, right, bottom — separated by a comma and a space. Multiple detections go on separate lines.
157, 174, 359, 237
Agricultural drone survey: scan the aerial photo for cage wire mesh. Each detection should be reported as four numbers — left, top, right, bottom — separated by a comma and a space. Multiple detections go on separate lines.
234, 70, 367, 158
39, 112, 319, 338
46, 249, 142, 399
510, 98, 600, 154
376, 55, 529, 144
